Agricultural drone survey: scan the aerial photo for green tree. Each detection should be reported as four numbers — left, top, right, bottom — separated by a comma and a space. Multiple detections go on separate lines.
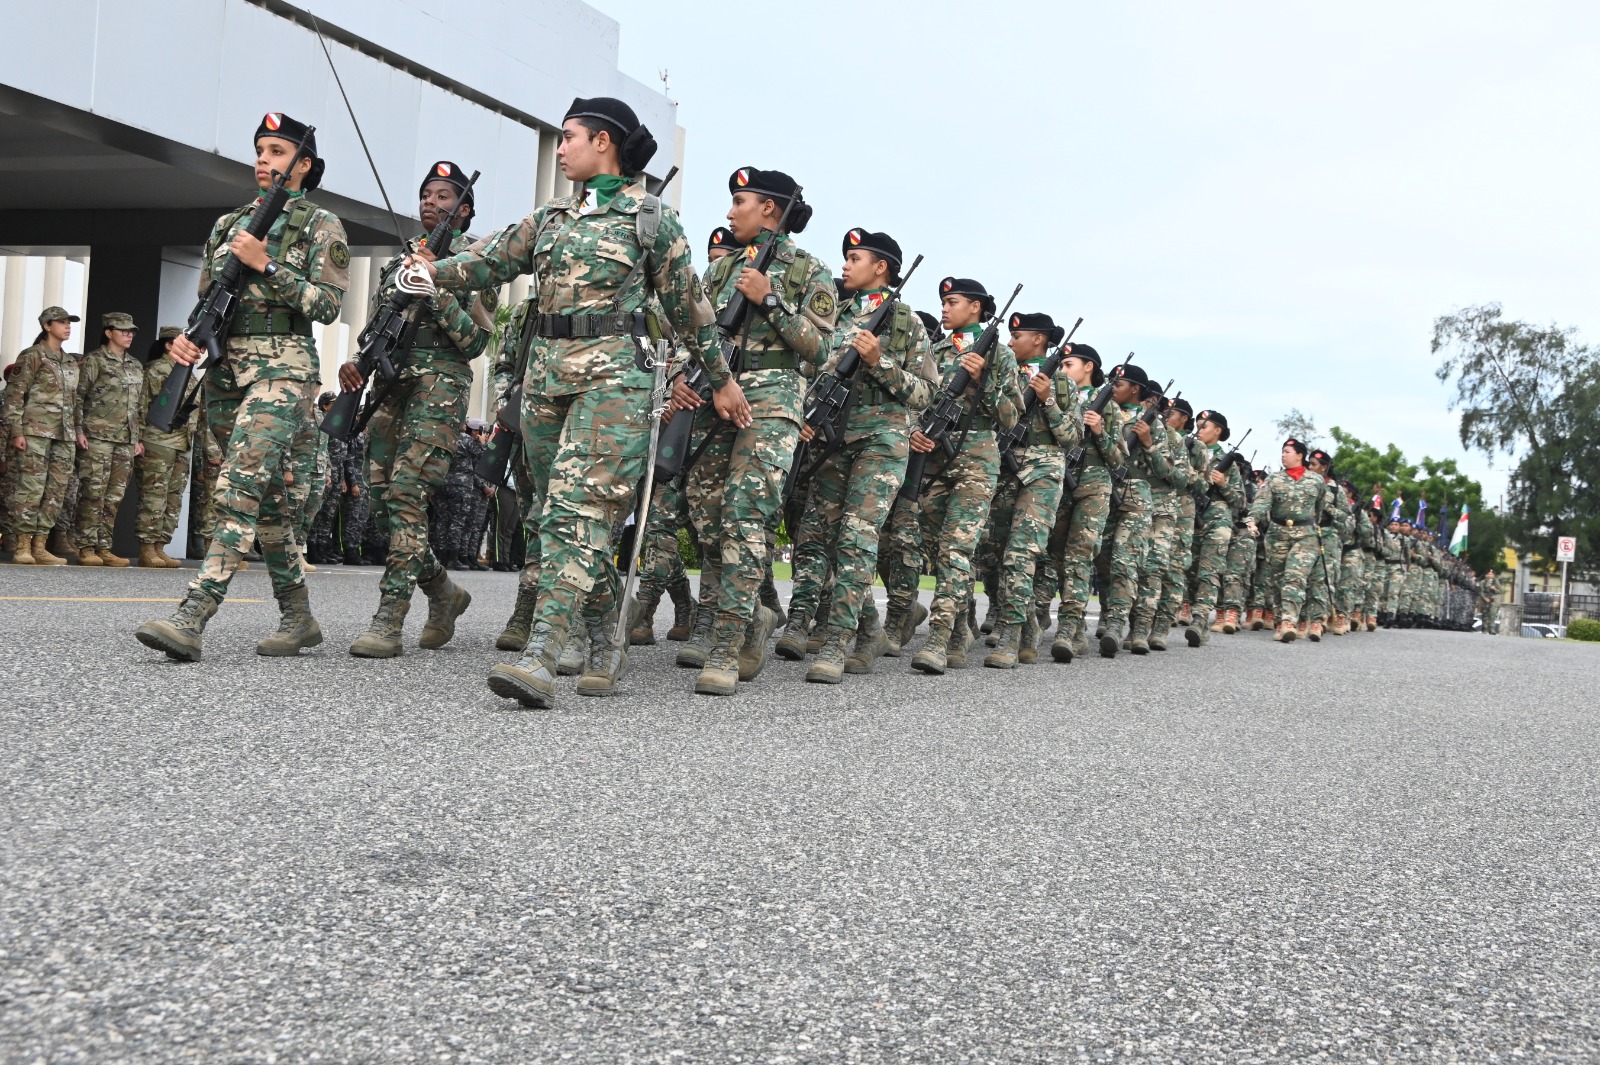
1273, 408, 1318, 448
1434, 302, 1600, 576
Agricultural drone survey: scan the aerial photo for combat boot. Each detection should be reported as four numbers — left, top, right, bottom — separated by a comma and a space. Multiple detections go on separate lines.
1127, 617, 1150, 654
577, 614, 629, 696
758, 578, 787, 630
100, 547, 131, 568
33, 535, 68, 566
1018, 613, 1040, 665
695, 622, 744, 695
979, 597, 998, 637
1274, 619, 1298, 643
257, 583, 323, 656
911, 622, 952, 675
1185, 622, 1209, 647
1148, 618, 1170, 651
628, 589, 661, 645
1072, 630, 1090, 658
1331, 614, 1349, 635
1099, 621, 1122, 659
418, 568, 472, 650
558, 626, 588, 676
774, 609, 813, 661
983, 623, 1019, 669
894, 600, 927, 655
1177, 602, 1192, 625
946, 614, 974, 669
883, 607, 909, 658
50, 529, 79, 562
1051, 619, 1078, 664
737, 605, 776, 681
666, 579, 694, 640
806, 616, 826, 655
676, 606, 716, 668
1245, 608, 1263, 630
1307, 620, 1324, 642
1366, 614, 1377, 632
806, 627, 850, 684
349, 596, 410, 658
497, 584, 537, 651
487, 620, 566, 708
1296, 618, 1310, 639
155, 544, 182, 568
844, 619, 888, 675
139, 543, 167, 569
1221, 609, 1240, 634
10, 534, 36, 565
1209, 610, 1228, 633
134, 589, 219, 662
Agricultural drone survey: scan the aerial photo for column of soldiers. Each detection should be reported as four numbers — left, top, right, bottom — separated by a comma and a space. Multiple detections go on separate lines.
94, 100, 1498, 689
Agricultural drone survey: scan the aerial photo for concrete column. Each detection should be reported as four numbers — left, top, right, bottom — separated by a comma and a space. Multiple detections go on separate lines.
2, 256, 26, 364
536, 130, 560, 208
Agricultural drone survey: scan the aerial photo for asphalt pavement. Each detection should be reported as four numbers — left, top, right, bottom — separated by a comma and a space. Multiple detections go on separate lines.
3, 561, 1597, 1063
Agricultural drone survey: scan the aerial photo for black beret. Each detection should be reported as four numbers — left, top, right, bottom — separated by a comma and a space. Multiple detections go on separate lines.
1168, 397, 1193, 419
730, 166, 798, 201
1110, 363, 1149, 387
915, 310, 944, 343
1309, 448, 1333, 466
1007, 311, 1055, 334
708, 227, 744, 253
938, 277, 997, 318
565, 96, 639, 138
1196, 408, 1230, 441
254, 112, 322, 191
1283, 437, 1309, 456
1067, 342, 1101, 368
420, 161, 474, 206
842, 227, 902, 268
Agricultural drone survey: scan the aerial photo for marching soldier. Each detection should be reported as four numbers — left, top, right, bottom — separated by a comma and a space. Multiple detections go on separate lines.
1245, 439, 1331, 643
1185, 409, 1242, 643
1095, 364, 1158, 658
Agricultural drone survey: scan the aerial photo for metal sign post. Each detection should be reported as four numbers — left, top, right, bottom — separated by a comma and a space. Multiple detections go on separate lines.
1555, 536, 1577, 632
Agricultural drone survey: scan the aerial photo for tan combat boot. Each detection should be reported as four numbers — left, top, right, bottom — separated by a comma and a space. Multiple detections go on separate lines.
350, 596, 410, 658
1307, 620, 1324, 642
695, 622, 744, 696
1274, 620, 1298, 643
155, 544, 182, 568
32, 534, 68, 566
628, 589, 661, 645
139, 543, 168, 569
418, 568, 471, 649
737, 604, 776, 681
11, 533, 36, 565
496, 584, 537, 651
665, 579, 695, 641
256, 583, 323, 656
134, 590, 220, 662
1221, 608, 1240, 635
911, 623, 952, 675
100, 547, 131, 568
487, 620, 566, 709
805, 627, 850, 684
50, 529, 79, 562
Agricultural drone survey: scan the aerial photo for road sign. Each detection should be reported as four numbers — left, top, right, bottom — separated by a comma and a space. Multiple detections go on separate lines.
1556, 536, 1576, 562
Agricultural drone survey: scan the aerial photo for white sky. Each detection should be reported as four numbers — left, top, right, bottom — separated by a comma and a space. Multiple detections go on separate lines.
592, 0, 1600, 502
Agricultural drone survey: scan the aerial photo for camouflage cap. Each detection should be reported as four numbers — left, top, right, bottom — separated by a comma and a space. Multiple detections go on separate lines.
102, 311, 137, 331
157, 326, 182, 341
38, 306, 80, 324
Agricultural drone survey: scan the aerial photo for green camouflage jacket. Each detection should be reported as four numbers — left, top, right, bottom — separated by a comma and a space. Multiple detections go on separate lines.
1249, 468, 1331, 529
928, 328, 1024, 442
433, 179, 714, 397
76, 344, 143, 444
1480, 574, 1499, 602
3, 344, 79, 441
1078, 385, 1127, 477
1118, 402, 1173, 485
817, 291, 935, 443
1198, 442, 1243, 522
370, 232, 496, 382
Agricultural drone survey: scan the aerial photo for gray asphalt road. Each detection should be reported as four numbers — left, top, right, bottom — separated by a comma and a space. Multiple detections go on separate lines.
3, 562, 1597, 1063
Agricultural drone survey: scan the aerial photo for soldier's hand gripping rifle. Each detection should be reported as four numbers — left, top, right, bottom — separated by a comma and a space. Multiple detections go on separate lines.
1108, 378, 1175, 509
1059, 376, 1118, 494
147, 126, 316, 432
896, 284, 1023, 503
782, 254, 926, 501
323, 170, 481, 441
1193, 426, 1252, 515
997, 316, 1083, 476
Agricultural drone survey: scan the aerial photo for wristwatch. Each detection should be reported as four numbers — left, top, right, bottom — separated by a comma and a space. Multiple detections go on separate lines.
761, 292, 779, 313
262, 260, 280, 278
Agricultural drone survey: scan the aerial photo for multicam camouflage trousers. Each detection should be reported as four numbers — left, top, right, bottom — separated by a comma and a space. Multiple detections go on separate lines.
1259, 524, 1321, 624
792, 431, 908, 636
1189, 508, 1235, 619
981, 450, 1063, 629
1131, 495, 1180, 638
73, 438, 134, 550
135, 436, 191, 545
366, 370, 469, 600
1096, 478, 1153, 636
8, 436, 75, 536
1037, 467, 1114, 640
915, 437, 1001, 635
686, 384, 801, 633
191, 368, 315, 602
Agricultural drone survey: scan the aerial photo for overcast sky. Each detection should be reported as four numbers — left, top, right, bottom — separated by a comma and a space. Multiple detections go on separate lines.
590, 0, 1600, 503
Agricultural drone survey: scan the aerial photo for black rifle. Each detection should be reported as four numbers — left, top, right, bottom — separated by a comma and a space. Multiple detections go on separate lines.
1108, 379, 1174, 509
147, 126, 317, 431
1059, 378, 1118, 494
323, 170, 481, 441
1193, 426, 1252, 515
782, 254, 926, 501
997, 315, 1084, 476
897, 284, 1023, 502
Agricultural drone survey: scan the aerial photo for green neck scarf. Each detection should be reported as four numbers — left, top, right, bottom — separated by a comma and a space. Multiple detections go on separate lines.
586, 173, 628, 207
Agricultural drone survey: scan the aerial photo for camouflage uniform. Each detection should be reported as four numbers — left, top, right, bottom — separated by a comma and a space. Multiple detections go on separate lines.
1248, 469, 1331, 627
1130, 423, 1194, 645
3, 342, 79, 538
1218, 497, 1258, 620
692, 232, 835, 656
911, 326, 1024, 647
1479, 572, 1500, 634
73, 339, 144, 553
136, 351, 198, 549
282, 379, 322, 548
431, 174, 714, 703
363, 233, 494, 598
1037, 389, 1125, 651
1189, 444, 1243, 624
1160, 433, 1209, 626
790, 290, 933, 646
1097, 404, 1160, 646
1337, 504, 1373, 624
1303, 477, 1350, 625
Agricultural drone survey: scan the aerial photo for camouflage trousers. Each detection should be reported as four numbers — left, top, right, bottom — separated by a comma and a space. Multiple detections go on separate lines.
521, 383, 652, 635
1259, 525, 1321, 624
1359, 552, 1383, 617
1096, 479, 1153, 635
1189, 510, 1235, 618
686, 396, 799, 631
1218, 522, 1256, 614
284, 400, 319, 545
916, 438, 1001, 634
1156, 500, 1197, 626
8, 436, 75, 536
637, 476, 690, 600
73, 439, 134, 550
786, 477, 830, 623
191, 372, 314, 602
794, 431, 908, 635
135, 438, 191, 545
881, 492, 926, 619
366, 371, 468, 599
1037, 469, 1114, 638
1336, 548, 1365, 617
1303, 531, 1341, 623
982, 451, 1063, 628
1479, 596, 1499, 634
1131, 497, 1180, 637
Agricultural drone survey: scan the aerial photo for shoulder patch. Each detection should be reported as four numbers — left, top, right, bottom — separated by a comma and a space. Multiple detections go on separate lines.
328, 240, 351, 270
808, 289, 835, 319
480, 286, 500, 313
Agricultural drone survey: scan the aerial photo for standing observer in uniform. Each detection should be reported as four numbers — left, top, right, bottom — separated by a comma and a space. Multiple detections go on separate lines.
135, 113, 348, 662
418, 96, 730, 709
4, 307, 82, 566
73, 312, 145, 567
134, 326, 194, 568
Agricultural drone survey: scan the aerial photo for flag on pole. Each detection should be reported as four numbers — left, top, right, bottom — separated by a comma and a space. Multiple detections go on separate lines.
1390, 497, 1404, 521
1415, 499, 1429, 527
1450, 505, 1470, 556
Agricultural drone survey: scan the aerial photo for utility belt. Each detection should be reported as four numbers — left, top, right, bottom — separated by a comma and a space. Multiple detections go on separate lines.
965, 412, 995, 433
1270, 514, 1315, 526
740, 350, 800, 372
1023, 427, 1057, 448
530, 310, 657, 340
858, 384, 901, 408
410, 324, 452, 350
229, 309, 312, 337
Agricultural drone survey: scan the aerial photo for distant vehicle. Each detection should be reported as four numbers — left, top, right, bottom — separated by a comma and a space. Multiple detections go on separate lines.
1521, 623, 1566, 639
